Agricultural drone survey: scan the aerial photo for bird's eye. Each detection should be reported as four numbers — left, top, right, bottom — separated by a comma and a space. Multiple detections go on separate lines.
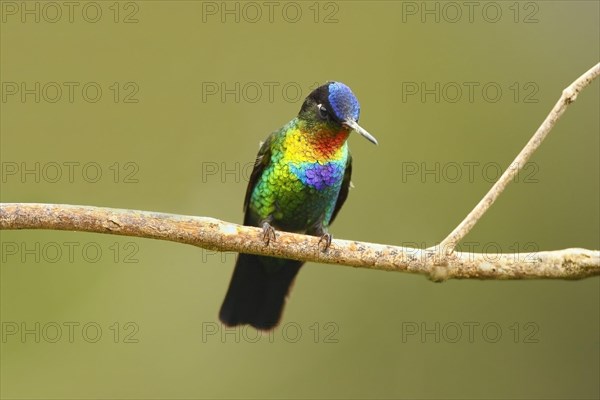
317, 104, 329, 120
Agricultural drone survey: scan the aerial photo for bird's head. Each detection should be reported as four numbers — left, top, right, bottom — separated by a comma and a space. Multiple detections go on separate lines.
298, 81, 378, 145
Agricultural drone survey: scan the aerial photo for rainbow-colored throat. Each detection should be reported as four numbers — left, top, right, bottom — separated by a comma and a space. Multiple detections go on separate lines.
248, 119, 350, 233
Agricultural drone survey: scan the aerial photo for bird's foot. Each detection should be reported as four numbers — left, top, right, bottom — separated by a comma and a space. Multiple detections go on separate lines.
318, 233, 332, 252
261, 222, 277, 246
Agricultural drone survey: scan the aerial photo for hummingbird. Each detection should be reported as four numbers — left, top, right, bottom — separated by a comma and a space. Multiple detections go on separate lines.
219, 81, 377, 330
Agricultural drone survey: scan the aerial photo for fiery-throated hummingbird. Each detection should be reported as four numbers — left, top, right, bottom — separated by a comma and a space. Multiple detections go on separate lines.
219, 81, 377, 330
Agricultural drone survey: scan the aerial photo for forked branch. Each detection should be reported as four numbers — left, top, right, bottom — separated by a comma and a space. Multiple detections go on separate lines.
1, 203, 598, 280
1, 63, 599, 281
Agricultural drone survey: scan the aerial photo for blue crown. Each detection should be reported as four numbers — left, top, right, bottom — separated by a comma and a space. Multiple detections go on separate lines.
328, 82, 361, 122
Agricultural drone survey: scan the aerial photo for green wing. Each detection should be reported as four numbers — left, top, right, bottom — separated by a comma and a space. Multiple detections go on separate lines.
243, 134, 273, 214
329, 154, 352, 225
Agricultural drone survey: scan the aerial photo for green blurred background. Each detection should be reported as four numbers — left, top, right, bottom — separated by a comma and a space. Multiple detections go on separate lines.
1, 1, 598, 399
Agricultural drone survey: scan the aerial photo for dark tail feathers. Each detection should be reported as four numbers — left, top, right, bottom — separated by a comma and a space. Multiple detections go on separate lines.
219, 253, 302, 331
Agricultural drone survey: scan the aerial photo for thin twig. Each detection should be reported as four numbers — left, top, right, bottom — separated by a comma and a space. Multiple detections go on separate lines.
1, 203, 598, 280
439, 62, 600, 253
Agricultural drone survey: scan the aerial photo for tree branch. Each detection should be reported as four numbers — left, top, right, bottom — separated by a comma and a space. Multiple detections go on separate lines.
439, 62, 600, 252
1, 64, 599, 281
1, 203, 598, 280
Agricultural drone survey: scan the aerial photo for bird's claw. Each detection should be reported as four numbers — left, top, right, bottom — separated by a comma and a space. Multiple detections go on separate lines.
261, 222, 277, 245
318, 233, 332, 252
